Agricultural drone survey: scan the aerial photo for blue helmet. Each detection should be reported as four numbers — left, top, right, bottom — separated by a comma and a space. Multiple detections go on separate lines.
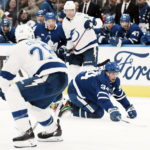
104, 15, 114, 23
45, 12, 56, 20
36, 10, 45, 16
105, 62, 120, 73
120, 14, 131, 22
1, 18, 10, 27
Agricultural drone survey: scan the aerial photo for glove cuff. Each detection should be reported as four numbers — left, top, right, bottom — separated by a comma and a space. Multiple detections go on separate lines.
108, 107, 118, 114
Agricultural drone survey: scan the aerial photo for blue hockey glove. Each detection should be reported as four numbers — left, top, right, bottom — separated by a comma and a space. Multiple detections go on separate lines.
110, 37, 122, 47
140, 34, 150, 45
64, 49, 73, 62
108, 107, 121, 122
97, 34, 105, 43
84, 20, 93, 29
126, 104, 137, 119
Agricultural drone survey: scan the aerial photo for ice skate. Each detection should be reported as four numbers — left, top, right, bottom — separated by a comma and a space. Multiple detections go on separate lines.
37, 119, 63, 142
58, 101, 73, 117
13, 127, 37, 148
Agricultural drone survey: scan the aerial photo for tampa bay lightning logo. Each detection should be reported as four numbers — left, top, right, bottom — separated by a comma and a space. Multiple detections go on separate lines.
70, 29, 80, 42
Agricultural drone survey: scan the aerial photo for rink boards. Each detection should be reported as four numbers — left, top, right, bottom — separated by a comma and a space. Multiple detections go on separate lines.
0, 44, 150, 97
98, 45, 150, 97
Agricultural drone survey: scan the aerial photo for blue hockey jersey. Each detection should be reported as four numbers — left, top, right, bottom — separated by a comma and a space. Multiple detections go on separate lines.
120, 23, 143, 44
95, 24, 122, 44
72, 69, 131, 111
34, 22, 67, 60
0, 27, 16, 43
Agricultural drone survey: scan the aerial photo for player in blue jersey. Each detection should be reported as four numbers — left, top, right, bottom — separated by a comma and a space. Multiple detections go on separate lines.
36, 10, 45, 23
95, 15, 122, 44
64, 61, 137, 121
110, 14, 143, 47
34, 12, 67, 61
0, 24, 68, 148
0, 18, 16, 43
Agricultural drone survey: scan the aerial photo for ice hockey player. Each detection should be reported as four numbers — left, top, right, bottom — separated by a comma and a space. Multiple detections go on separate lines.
65, 61, 137, 121
109, 14, 143, 47
0, 18, 16, 43
34, 12, 67, 61
95, 15, 122, 44
62, 1, 99, 80
0, 24, 68, 148
36, 10, 45, 23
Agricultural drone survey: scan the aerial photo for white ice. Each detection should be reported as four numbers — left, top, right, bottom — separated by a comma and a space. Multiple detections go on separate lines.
0, 97, 150, 150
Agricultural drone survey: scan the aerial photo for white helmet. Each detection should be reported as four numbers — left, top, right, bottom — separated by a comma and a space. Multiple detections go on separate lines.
15, 24, 35, 42
64, 1, 75, 10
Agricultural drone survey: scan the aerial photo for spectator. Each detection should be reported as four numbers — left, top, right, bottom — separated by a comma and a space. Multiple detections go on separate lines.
5, 0, 17, 26
79, 0, 102, 18
110, 14, 143, 47
115, 0, 139, 24
24, 0, 39, 22
56, 0, 66, 23
102, 0, 118, 17
36, 10, 45, 23
40, 0, 56, 14
35, 0, 44, 8
74, 1, 79, 11
137, 0, 150, 33
19, 0, 28, 10
18, 9, 35, 28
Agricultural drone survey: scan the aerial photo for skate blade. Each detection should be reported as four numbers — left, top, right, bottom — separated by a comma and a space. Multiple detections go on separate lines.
37, 136, 63, 142
13, 139, 37, 148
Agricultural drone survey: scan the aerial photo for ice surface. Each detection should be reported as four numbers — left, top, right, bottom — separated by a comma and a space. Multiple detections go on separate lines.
0, 97, 150, 150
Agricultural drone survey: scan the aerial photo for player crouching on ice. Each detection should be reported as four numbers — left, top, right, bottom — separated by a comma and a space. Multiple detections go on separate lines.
62, 61, 137, 121
0, 24, 68, 148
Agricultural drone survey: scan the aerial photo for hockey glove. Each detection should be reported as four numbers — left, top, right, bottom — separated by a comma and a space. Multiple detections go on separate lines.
140, 34, 150, 45
84, 20, 93, 29
97, 34, 105, 44
110, 37, 122, 47
108, 107, 121, 122
126, 104, 137, 119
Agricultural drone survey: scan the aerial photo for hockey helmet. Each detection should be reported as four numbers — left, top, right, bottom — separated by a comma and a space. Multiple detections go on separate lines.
1, 18, 10, 27
36, 10, 45, 16
120, 14, 131, 22
104, 15, 114, 23
15, 24, 35, 42
64, 1, 75, 10
45, 12, 56, 20
105, 62, 120, 73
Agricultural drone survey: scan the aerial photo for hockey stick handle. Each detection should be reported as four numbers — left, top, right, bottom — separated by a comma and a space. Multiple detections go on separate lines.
68, 29, 87, 56
97, 59, 110, 67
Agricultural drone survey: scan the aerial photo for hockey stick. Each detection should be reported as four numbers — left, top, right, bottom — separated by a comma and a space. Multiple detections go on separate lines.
97, 59, 110, 67
117, 117, 148, 128
68, 29, 87, 56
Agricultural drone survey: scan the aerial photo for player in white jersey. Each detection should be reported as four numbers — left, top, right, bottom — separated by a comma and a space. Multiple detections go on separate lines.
0, 24, 68, 148
62, 1, 99, 80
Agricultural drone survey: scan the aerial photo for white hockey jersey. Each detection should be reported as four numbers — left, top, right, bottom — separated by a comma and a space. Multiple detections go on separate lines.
62, 12, 98, 55
0, 40, 67, 92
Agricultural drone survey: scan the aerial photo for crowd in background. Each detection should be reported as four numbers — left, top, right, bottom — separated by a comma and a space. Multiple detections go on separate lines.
0, 0, 149, 45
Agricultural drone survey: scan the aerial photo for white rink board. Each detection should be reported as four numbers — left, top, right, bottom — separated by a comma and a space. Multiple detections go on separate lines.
98, 45, 150, 86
